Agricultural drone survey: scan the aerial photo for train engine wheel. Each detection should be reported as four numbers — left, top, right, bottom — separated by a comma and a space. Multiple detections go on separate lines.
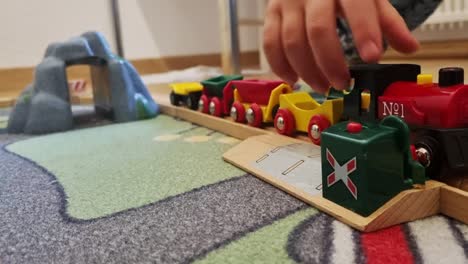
274, 109, 296, 136
246, 103, 263, 127
230, 101, 246, 123
414, 135, 442, 179
198, 95, 209, 113
308, 115, 331, 145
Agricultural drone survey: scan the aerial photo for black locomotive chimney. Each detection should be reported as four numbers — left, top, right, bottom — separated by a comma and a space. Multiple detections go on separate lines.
439, 67, 464, 87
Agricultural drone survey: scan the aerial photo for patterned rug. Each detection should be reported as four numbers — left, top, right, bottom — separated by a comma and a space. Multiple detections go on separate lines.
0, 114, 466, 263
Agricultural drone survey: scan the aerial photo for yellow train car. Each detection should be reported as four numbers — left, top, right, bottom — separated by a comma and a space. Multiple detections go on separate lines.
275, 91, 370, 144
169, 82, 203, 110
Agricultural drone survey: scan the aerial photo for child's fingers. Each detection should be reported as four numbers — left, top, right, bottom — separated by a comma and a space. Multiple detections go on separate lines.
306, 0, 350, 91
339, 0, 382, 62
263, 4, 298, 85
377, 0, 419, 53
281, 4, 330, 93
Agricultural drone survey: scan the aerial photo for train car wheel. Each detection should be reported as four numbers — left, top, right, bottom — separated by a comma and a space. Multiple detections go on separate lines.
246, 103, 263, 127
170, 91, 179, 106
308, 115, 331, 145
209, 97, 223, 117
186, 93, 201, 110
274, 109, 296, 136
230, 101, 246, 123
198, 95, 209, 113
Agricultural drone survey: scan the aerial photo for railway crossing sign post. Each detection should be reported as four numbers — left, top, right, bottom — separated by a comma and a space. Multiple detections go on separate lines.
321, 117, 425, 217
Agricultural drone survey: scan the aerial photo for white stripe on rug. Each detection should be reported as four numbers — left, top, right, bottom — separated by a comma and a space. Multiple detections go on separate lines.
408, 216, 467, 264
331, 220, 356, 264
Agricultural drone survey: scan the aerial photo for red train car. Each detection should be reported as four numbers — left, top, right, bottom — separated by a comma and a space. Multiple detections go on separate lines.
229, 80, 290, 126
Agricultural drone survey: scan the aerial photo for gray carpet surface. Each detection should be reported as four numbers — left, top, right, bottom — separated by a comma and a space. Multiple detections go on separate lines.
0, 134, 306, 263
287, 214, 335, 264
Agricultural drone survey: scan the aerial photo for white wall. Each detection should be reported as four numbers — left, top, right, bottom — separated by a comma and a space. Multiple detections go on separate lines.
119, 0, 260, 59
0, 0, 116, 68
0, 0, 260, 68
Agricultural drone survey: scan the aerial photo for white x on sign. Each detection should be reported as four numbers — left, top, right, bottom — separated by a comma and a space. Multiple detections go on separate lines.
326, 148, 358, 199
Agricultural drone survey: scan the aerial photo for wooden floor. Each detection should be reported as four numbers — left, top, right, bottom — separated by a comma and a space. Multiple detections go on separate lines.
2, 58, 466, 108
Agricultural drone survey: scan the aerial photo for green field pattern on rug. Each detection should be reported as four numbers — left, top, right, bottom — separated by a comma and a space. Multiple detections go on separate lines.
0, 116, 7, 129
197, 209, 317, 264
7, 115, 243, 219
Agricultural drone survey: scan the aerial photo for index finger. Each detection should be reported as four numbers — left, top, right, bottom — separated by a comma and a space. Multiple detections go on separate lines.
339, 0, 382, 62
263, 4, 298, 85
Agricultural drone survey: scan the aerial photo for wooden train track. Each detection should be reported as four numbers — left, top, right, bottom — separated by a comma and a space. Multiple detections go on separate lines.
151, 83, 468, 232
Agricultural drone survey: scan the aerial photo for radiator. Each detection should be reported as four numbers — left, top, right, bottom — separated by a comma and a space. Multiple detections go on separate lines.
420, 0, 468, 30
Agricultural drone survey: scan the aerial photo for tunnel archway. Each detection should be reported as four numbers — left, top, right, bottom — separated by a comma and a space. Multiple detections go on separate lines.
8, 32, 159, 134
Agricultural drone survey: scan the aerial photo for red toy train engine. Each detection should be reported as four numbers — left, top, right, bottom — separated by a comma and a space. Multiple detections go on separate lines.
378, 68, 468, 129
344, 64, 468, 179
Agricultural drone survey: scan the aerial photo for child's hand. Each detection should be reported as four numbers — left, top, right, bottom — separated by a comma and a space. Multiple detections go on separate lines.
263, 0, 420, 93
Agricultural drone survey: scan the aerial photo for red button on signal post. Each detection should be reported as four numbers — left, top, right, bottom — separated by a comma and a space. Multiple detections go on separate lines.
347, 122, 363, 133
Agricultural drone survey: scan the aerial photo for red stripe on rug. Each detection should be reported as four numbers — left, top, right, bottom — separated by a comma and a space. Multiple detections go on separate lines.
361, 225, 414, 264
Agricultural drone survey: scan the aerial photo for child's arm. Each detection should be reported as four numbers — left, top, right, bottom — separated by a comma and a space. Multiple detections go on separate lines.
263, 0, 421, 93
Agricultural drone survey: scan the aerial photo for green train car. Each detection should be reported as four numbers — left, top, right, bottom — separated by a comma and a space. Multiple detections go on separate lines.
199, 75, 243, 116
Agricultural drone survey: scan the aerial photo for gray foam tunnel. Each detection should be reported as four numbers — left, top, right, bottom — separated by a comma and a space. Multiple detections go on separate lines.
7, 31, 159, 134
